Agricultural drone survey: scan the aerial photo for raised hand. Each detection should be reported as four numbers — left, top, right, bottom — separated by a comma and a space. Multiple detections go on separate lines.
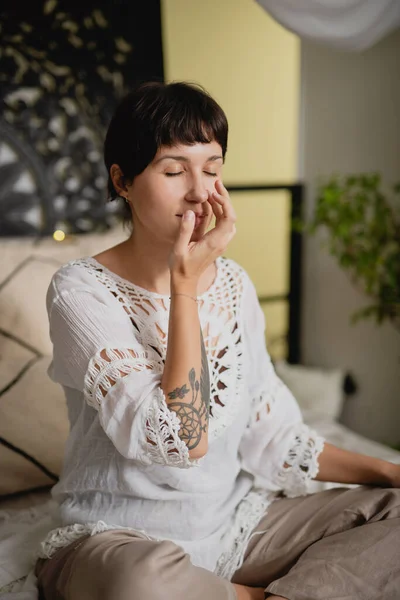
169, 179, 237, 284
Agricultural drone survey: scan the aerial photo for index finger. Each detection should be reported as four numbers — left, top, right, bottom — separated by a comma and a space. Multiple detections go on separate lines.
202, 190, 236, 247
214, 179, 229, 198
211, 183, 237, 223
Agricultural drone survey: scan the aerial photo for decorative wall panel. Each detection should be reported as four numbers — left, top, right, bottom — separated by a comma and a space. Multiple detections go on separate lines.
0, 0, 164, 236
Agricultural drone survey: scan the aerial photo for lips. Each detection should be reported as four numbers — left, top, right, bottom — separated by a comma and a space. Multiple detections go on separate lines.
176, 213, 205, 227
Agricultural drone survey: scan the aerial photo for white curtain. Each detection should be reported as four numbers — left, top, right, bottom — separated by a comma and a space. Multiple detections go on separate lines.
255, 0, 400, 50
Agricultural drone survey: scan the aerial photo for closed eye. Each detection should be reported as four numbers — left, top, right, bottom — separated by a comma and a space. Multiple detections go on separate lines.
165, 172, 218, 177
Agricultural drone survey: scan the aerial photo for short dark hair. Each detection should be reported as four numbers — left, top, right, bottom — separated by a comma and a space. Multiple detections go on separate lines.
104, 81, 229, 218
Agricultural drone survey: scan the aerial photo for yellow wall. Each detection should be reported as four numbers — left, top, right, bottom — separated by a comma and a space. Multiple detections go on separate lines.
161, 0, 300, 357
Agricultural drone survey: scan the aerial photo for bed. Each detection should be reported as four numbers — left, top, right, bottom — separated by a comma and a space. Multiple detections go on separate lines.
1, 187, 400, 598
1, 409, 400, 598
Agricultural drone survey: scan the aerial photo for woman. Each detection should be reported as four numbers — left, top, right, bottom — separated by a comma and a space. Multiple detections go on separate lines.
36, 81, 400, 600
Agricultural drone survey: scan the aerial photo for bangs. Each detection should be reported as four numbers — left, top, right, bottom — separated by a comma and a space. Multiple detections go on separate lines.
151, 83, 228, 156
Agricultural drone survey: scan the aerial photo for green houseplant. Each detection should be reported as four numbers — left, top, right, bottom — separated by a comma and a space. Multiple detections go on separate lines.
302, 173, 400, 333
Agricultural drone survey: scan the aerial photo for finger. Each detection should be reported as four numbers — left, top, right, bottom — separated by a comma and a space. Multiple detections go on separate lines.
201, 193, 213, 223
213, 180, 232, 208
208, 194, 224, 221
173, 210, 196, 253
202, 214, 236, 250
194, 205, 213, 238
191, 192, 219, 239
214, 179, 229, 198
211, 189, 237, 223
202, 203, 236, 248
202, 187, 236, 246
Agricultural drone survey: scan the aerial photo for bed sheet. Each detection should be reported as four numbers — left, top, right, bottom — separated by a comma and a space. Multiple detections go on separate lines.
1, 420, 399, 597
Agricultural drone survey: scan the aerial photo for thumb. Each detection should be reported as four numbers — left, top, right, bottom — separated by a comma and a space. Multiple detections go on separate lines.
174, 210, 196, 253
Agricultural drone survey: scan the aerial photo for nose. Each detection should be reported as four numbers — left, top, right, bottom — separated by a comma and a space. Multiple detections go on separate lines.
184, 177, 209, 205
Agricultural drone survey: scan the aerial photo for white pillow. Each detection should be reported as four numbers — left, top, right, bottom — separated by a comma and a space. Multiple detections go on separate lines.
274, 360, 346, 422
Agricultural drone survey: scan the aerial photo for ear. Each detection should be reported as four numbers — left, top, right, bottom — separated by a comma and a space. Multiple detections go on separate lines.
110, 164, 128, 197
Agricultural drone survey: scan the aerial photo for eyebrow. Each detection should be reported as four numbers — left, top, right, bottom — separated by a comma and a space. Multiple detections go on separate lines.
154, 154, 223, 164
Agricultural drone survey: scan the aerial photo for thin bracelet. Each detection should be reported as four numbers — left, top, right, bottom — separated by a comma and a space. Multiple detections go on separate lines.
170, 292, 199, 303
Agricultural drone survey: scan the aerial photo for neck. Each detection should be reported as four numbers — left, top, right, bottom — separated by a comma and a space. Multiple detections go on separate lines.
110, 224, 216, 297
117, 228, 175, 296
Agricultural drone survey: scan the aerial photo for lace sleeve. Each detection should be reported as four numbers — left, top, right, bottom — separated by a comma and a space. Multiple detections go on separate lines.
239, 274, 325, 495
83, 347, 200, 468
276, 423, 325, 497
47, 277, 200, 469
240, 372, 325, 496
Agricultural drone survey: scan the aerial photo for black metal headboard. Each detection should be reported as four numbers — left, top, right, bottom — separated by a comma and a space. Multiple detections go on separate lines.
225, 183, 358, 397
225, 183, 303, 366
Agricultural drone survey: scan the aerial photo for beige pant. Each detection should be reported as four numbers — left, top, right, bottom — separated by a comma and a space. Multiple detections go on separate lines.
35, 486, 400, 600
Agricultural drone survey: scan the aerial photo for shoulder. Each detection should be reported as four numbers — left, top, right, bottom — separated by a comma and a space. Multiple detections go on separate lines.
46, 258, 110, 310
218, 256, 255, 299
218, 258, 262, 332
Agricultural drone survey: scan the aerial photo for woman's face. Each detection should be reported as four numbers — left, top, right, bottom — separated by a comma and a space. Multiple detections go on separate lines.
126, 141, 224, 244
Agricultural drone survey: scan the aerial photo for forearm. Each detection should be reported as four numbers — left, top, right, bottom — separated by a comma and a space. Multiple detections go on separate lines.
314, 442, 393, 486
161, 277, 210, 458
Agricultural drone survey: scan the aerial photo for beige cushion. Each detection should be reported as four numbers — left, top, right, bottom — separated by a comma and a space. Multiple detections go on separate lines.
0, 225, 127, 497
0, 335, 33, 387
0, 224, 127, 355
0, 259, 61, 355
0, 356, 68, 496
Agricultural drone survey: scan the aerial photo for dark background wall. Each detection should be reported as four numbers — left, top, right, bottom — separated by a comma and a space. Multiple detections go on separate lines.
0, 0, 164, 236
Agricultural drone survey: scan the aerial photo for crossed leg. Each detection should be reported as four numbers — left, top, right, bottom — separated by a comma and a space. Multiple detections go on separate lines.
233, 486, 400, 600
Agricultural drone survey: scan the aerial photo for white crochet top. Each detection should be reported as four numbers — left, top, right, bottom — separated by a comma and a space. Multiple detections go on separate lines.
40, 255, 325, 580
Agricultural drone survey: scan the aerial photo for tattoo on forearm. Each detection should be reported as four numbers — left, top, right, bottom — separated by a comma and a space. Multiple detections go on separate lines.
167, 329, 210, 450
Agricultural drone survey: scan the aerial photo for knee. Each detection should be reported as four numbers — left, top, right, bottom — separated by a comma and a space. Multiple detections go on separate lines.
351, 486, 400, 523
372, 487, 400, 520
103, 540, 190, 600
